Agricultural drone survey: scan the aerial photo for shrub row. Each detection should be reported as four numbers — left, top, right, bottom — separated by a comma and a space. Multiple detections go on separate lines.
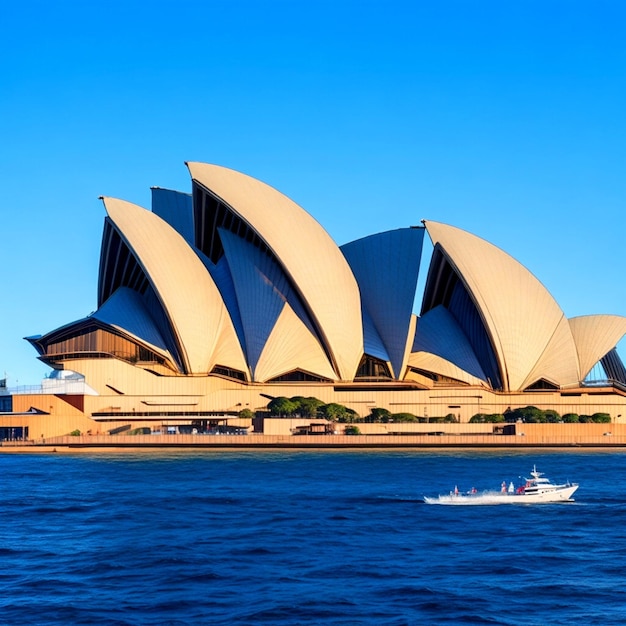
469, 406, 611, 423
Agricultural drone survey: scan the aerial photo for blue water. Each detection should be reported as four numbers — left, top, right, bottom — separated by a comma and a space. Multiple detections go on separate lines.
2, 450, 626, 625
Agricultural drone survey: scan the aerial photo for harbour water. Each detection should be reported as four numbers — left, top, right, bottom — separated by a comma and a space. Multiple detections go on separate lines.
2, 449, 626, 625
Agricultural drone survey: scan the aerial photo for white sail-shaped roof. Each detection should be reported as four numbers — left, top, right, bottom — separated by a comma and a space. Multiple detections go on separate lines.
255, 303, 336, 382
151, 187, 194, 245
341, 228, 424, 379
424, 221, 579, 392
519, 316, 581, 389
570, 315, 626, 380
362, 307, 390, 363
91, 286, 171, 357
413, 305, 487, 383
102, 197, 247, 377
186, 162, 363, 381
218, 227, 322, 380
408, 351, 488, 386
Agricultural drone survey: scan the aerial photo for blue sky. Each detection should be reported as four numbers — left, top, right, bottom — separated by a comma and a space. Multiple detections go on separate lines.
2, 0, 626, 384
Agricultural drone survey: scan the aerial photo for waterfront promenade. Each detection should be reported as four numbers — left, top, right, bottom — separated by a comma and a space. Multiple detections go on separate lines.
3, 423, 626, 451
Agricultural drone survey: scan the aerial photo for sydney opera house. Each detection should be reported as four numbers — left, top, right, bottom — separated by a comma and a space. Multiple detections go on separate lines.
3, 162, 626, 440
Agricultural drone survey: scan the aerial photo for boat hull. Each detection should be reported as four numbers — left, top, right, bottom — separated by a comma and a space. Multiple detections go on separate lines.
424, 484, 578, 505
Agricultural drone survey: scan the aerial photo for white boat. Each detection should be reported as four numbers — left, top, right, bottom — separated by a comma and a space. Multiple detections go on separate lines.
423, 465, 578, 505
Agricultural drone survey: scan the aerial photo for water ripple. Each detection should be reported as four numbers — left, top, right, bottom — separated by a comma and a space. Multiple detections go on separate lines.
2, 451, 626, 624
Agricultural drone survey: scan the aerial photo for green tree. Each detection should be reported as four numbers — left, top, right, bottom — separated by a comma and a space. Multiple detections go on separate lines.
320, 403, 350, 422
485, 413, 505, 423
391, 412, 418, 422
471, 413, 505, 423
562, 413, 579, 423
344, 425, 361, 435
469, 414, 486, 423
367, 407, 391, 423
506, 406, 547, 423
238, 408, 255, 420
592, 412, 611, 423
288, 396, 306, 416
296, 396, 324, 418
544, 410, 561, 423
267, 397, 298, 417
525, 407, 546, 423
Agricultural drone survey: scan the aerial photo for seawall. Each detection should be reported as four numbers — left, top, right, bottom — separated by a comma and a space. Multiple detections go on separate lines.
3, 424, 626, 452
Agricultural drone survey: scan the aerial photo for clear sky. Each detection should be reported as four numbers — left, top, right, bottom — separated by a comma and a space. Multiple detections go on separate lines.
2, 0, 625, 385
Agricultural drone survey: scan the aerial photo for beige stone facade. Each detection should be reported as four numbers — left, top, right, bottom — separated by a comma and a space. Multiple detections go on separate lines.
2, 375, 626, 440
